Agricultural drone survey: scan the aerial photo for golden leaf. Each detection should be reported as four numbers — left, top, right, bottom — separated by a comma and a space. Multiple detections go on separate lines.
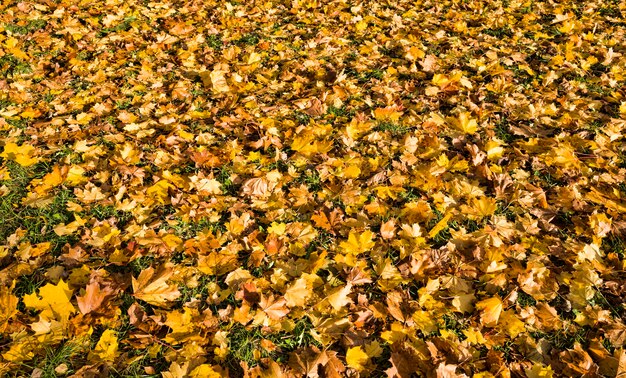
340, 230, 375, 255
0, 142, 39, 166
428, 213, 452, 238
326, 283, 353, 311
284, 277, 312, 308
476, 296, 503, 326
209, 68, 230, 93
23, 280, 75, 322
0, 282, 18, 332
90, 330, 119, 362
132, 265, 181, 307
346, 346, 369, 372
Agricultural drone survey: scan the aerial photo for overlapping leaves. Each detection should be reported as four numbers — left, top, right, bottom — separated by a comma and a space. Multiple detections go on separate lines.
1, 0, 626, 376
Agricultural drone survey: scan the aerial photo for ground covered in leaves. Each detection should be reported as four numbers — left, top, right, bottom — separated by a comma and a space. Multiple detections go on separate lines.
1, 0, 626, 376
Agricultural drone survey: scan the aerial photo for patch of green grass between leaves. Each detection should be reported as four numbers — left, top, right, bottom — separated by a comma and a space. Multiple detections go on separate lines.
226, 318, 321, 372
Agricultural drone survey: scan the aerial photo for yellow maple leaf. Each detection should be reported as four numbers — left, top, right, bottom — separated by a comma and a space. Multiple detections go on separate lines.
0, 142, 39, 166
463, 327, 486, 344
32, 165, 65, 194
343, 164, 361, 179
75, 184, 107, 203
374, 106, 403, 122
467, 197, 498, 219
164, 307, 202, 344
451, 112, 478, 134
525, 363, 554, 378
0, 282, 18, 332
17, 242, 51, 260
589, 212, 612, 238
346, 346, 369, 371
115, 142, 141, 165
476, 296, 503, 326
117, 110, 137, 124
23, 280, 75, 322
499, 310, 525, 338
340, 230, 375, 255
485, 140, 504, 160
406, 45, 425, 61
284, 277, 312, 308
412, 310, 438, 333
355, 20, 368, 31
65, 165, 87, 186
53, 215, 86, 236
189, 364, 222, 378
210, 68, 230, 93
198, 252, 238, 276
90, 329, 119, 362
147, 180, 174, 204
452, 293, 475, 313
290, 134, 316, 154
326, 283, 353, 311
1, 338, 35, 363
267, 222, 287, 236
432, 73, 451, 87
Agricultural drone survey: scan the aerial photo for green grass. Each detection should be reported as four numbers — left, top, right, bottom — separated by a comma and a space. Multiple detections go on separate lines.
3, 19, 47, 35
602, 338, 616, 353
207, 34, 223, 50
0, 162, 79, 254
483, 26, 513, 38
493, 340, 517, 362
362, 69, 384, 82
115, 100, 132, 110
517, 291, 537, 308
163, 217, 225, 239
296, 169, 322, 192
532, 169, 564, 188
176, 275, 214, 307
399, 188, 424, 203
326, 105, 354, 118
495, 201, 516, 222
375, 122, 410, 136
97, 17, 136, 37
226, 318, 320, 373
88, 204, 133, 228
18, 339, 87, 378
6, 118, 29, 130
235, 32, 260, 46
216, 165, 237, 196
602, 233, 626, 259
129, 256, 156, 277
307, 230, 334, 253
494, 118, 517, 143
344, 67, 385, 84
294, 111, 311, 125
530, 325, 590, 350
0, 54, 32, 77
441, 313, 468, 340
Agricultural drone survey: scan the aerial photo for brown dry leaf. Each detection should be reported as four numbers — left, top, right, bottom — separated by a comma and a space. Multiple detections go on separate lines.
132, 264, 181, 307
260, 295, 289, 320
3, 0, 626, 375
77, 281, 114, 314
